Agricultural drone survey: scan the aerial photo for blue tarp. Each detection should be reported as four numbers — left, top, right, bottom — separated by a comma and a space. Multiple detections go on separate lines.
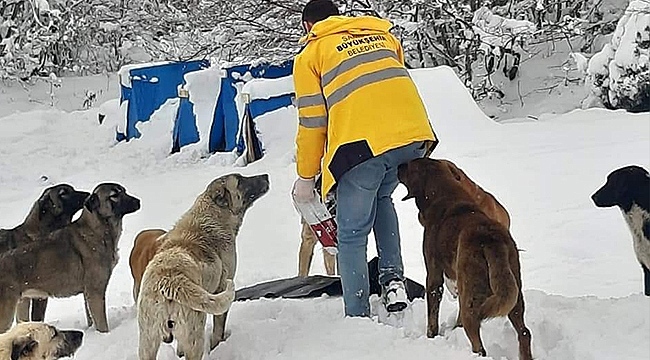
210, 59, 294, 155
119, 60, 210, 140
171, 97, 200, 153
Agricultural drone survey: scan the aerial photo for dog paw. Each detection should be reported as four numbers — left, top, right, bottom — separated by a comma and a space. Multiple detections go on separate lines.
426, 328, 439, 338
95, 327, 109, 333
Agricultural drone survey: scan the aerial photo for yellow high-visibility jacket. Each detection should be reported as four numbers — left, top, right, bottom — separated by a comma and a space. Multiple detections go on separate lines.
293, 15, 438, 199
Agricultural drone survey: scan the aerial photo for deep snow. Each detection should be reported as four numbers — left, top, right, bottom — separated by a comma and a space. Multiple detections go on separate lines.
0, 66, 648, 360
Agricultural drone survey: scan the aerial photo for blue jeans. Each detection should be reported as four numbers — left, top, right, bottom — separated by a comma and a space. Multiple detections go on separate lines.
335, 141, 427, 317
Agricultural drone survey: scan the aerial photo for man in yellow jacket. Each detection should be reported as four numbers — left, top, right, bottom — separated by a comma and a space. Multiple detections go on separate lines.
292, 0, 438, 317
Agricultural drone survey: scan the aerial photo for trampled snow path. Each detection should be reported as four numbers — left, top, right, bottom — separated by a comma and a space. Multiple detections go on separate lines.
0, 66, 648, 359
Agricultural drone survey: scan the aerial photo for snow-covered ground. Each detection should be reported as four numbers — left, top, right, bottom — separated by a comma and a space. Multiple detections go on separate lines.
0, 66, 648, 360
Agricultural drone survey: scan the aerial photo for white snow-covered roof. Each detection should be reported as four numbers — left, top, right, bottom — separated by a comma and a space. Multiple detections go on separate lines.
117, 61, 173, 88
240, 75, 294, 102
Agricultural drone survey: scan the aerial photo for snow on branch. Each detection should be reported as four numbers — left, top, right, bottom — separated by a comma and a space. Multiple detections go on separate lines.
472, 6, 537, 52
583, 0, 650, 112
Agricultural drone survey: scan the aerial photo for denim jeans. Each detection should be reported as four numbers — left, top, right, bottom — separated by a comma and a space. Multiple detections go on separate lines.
335, 141, 427, 317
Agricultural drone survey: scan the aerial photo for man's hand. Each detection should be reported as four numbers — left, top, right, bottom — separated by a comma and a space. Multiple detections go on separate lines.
292, 177, 316, 203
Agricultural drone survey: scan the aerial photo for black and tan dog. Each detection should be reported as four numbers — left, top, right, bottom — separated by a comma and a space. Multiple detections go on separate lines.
137, 173, 269, 360
398, 158, 532, 360
0, 322, 83, 360
0, 184, 89, 324
592, 165, 650, 296
0, 183, 140, 333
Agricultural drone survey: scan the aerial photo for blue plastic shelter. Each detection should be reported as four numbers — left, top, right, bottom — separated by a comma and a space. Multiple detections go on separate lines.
118, 59, 210, 140
117, 59, 295, 163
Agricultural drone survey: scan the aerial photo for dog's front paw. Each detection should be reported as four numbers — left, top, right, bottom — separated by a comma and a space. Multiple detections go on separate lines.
473, 347, 487, 357
95, 325, 109, 333
426, 327, 439, 338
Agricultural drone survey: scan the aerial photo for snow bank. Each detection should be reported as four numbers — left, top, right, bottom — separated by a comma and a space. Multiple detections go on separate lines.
584, 0, 650, 111
182, 66, 222, 155
128, 97, 179, 159
409, 66, 499, 155
97, 98, 126, 136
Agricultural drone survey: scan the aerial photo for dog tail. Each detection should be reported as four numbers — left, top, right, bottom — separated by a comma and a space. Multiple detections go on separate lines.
159, 276, 235, 315
480, 236, 519, 318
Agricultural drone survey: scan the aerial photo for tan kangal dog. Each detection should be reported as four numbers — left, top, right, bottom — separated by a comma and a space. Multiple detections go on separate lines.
137, 173, 270, 360
398, 158, 532, 360
129, 229, 167, 302
0, 322, 83, 360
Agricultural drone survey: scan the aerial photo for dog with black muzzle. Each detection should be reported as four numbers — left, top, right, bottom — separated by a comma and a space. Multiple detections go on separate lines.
398, 158, 532, 360
0, 184, 89, 324
0, 322, 83, 360
0, 183, 141, 333
592, 165, 650, 296
137, 173, 269, 360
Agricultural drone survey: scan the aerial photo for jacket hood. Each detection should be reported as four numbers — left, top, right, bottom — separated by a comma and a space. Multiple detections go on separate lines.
299, 16, 393, 44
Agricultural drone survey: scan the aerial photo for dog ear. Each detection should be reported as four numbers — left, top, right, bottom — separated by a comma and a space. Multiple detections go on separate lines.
213, 188, 231, 208
445, 162, 463, 182
11, 337, 38, 360
37, 191, 54, 219
84, 193, 99, 212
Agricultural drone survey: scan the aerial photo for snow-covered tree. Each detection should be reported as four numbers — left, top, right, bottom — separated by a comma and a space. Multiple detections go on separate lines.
583, 0, 650, 112
130, 0, 303, 65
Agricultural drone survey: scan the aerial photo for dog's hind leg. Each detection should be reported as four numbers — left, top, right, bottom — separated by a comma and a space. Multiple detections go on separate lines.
323, 249, 336, 275
425, 261, 444, 338
177, 311, 206, 360
210, 311, 229, 350
137, 323, 161, 360
460, 311, 487, 357
298, 219, 317, 277
15, 298, 30, 322
507, 291, 533, 360
30, 298, 48, 321
137, 294, 162, 360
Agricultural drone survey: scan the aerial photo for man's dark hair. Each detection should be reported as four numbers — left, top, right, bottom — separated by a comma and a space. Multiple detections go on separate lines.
302, 0, 340, 23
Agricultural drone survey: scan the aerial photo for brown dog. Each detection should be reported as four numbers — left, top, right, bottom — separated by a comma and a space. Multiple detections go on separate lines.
398, 158, 532, 360
0, 184, 90, 324
0, 322, 83, 360
439, 160, 510, 229
129, 229, 167, 302
0, 183, 141, 333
